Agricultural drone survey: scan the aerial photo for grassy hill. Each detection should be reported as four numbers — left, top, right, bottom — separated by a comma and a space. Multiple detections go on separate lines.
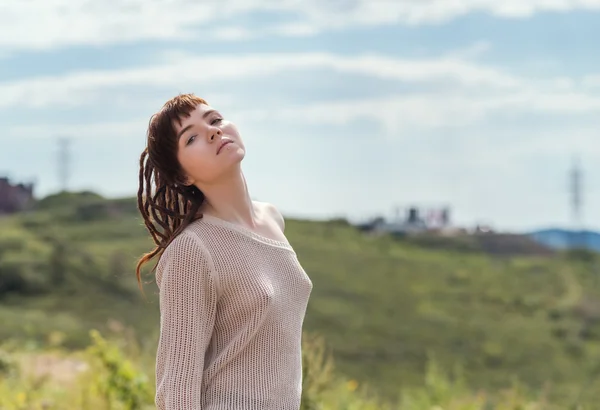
3, 192, 600, 407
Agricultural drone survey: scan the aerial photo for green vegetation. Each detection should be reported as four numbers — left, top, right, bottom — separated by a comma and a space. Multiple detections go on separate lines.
0, 328, 556, 409
2, 191, 600, 408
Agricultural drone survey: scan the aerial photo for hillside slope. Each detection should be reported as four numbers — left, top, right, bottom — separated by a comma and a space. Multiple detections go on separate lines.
2, 192, 600, 405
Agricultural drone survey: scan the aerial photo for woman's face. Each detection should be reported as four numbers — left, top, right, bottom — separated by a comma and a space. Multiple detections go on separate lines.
173, 103, 245, 187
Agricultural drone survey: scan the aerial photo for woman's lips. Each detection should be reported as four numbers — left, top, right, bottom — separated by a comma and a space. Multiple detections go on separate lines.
217, 140, 233, 154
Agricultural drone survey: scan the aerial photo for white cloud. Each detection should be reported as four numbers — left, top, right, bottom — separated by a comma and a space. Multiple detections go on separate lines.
238, 88, 600, 138
582, 74, 600, 88
7, 87, 600, 154
2, 0, 600, 52
212, 27, 256, 41
5, 119, 146, 141
443, 40, 492, 60
0, 51, 525, 109
3, 50, 600, 133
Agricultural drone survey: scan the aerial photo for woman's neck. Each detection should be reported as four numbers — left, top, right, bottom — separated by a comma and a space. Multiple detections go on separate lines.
198, 169, 257, 227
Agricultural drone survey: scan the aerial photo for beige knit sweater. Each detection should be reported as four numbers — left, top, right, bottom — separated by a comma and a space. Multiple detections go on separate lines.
154, 214, 313, 410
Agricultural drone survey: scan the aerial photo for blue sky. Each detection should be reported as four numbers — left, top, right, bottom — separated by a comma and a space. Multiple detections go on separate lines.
2, 1, 600, 232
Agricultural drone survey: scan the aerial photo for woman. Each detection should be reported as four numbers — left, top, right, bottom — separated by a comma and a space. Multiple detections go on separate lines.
135, 93, 313, 409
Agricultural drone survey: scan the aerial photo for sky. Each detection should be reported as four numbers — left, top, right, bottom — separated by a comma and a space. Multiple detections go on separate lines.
2, 0, 600, 233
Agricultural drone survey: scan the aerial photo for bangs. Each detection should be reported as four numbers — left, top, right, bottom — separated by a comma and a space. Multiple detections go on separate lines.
147, 93, 208, 143
162, 94, 208, 127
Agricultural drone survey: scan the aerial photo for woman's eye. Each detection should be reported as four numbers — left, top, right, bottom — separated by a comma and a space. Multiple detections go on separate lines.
211, 118, 223, 125
187, 135, 196, 145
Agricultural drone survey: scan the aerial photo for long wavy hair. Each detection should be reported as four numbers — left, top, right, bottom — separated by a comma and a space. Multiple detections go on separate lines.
135, 93, 209, 291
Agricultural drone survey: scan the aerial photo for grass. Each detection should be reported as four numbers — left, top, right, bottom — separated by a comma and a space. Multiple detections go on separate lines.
2, 191, 600, 407
0, 328, 567, 410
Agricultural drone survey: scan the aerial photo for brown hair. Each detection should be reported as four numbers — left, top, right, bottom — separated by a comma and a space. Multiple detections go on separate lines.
135, 93, 208, 292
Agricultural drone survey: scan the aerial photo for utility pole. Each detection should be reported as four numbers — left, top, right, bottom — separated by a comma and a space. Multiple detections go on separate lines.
569, 155, 584, 248
57, 137, 71, 192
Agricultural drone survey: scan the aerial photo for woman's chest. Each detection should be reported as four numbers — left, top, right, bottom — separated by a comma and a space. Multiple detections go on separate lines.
214, 248, 312, 312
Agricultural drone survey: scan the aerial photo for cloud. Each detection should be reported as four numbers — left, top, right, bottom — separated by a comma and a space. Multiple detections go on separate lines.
240, 87, 600, 138
3, 49, 600, 134
442, 40, 492, 60
3, 0, 600, 52
212, 23, 319, 42
7, 86, 600, 158
5, 119, 147, 141
0, 51, 525, 109
582, 74, 600, 88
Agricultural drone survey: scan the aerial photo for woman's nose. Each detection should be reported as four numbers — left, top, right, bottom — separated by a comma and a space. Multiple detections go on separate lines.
209, 128, 222, 141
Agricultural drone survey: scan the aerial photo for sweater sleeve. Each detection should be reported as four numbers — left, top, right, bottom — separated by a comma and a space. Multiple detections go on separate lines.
155, 232, 219, 410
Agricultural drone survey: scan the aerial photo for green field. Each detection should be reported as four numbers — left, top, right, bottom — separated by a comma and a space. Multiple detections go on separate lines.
2, 191, 600, 409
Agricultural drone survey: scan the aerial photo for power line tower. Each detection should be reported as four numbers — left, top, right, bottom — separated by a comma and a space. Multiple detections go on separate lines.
569, 155, 584, 248
57, 137, 71, 192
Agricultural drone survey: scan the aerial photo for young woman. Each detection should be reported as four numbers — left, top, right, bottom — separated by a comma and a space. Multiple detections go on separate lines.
135, 93, 313, 409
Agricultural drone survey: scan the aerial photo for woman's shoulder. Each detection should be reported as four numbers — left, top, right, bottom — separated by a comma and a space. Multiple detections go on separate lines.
163, 227, 209, 257
157, 228, 210, 270
155, 227, 219, 289
253, 200, 285, 232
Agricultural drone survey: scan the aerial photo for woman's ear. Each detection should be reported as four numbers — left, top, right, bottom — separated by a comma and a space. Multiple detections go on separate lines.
176, 174, 194, 187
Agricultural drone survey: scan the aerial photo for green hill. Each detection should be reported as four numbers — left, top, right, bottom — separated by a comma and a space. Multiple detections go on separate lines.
2, 191, 600, 407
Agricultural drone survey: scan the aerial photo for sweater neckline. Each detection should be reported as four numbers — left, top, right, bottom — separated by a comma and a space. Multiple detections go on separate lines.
198, 213, 294, 251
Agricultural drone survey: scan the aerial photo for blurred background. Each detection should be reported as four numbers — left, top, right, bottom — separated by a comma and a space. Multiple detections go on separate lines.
2, 1, 600, 409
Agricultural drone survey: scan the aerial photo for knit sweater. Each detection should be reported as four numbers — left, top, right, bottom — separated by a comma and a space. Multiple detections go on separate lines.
154, 213, 313, 410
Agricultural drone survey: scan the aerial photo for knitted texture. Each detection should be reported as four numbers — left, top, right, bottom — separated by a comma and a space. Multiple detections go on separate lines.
154, 214, 313, 409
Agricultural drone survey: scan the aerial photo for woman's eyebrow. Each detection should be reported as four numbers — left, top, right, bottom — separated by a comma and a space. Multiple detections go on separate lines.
177, 110, 218, 140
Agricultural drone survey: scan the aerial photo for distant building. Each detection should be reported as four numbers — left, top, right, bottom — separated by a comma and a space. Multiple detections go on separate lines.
357, 206, 452, 236
0, 177, 35, 214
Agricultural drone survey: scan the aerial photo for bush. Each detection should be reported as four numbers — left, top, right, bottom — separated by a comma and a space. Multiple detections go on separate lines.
0, 329, 590, 410
35, 191, 104, 211
0, 258, 49, 295
85, 329, 153, 409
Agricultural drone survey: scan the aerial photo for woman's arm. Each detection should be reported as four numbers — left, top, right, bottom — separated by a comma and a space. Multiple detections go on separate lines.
155, 232, 219, 410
